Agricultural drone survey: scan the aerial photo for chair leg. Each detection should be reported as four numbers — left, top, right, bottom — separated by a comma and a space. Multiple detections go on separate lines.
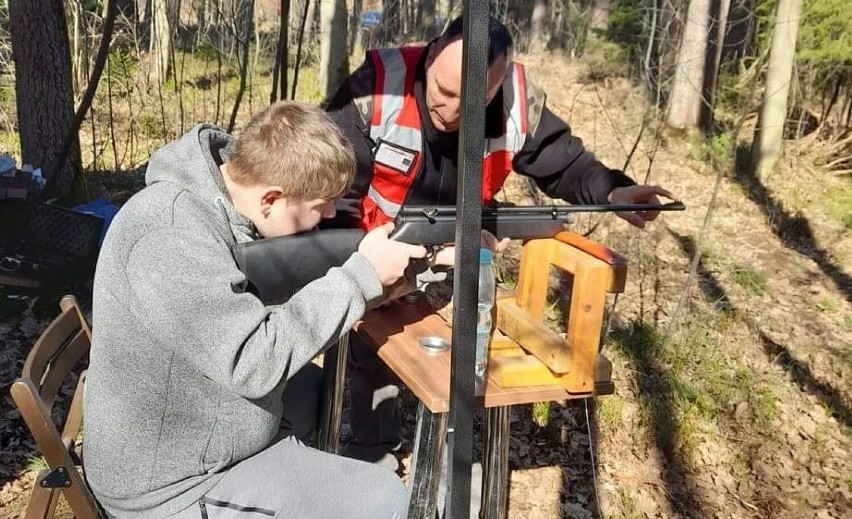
24, 473, 58, 519
317, 333, 349, 453
408, 403, 448, 519
480, 406, 511, 519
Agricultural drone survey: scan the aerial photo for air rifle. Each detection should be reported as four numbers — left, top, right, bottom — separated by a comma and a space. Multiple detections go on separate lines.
235, 202, 685, 305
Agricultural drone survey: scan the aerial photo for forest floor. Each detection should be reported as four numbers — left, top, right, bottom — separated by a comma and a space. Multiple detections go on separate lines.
1, 51, 851, 518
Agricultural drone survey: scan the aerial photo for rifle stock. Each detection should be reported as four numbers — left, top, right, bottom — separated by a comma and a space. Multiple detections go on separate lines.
236, 202, 685, 304
235, 228, 365, 305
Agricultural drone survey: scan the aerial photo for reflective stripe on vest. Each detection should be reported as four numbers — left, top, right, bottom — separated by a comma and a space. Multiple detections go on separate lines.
363, 47, 528, 230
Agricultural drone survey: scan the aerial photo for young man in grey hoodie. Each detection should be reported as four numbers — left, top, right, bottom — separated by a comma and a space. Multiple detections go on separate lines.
83, 101, 427, 518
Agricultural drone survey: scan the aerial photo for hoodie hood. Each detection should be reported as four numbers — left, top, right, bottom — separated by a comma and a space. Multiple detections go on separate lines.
145, 123, 257, 243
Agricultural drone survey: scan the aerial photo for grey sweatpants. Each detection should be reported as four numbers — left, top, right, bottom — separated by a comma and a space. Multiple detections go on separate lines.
169, 436, 408, 519
169, 365, 409, 519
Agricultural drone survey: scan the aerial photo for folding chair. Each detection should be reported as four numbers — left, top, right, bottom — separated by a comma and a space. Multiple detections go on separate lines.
10, 295, 102, 519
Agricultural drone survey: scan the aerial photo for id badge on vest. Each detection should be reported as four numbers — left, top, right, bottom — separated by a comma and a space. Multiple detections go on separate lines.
373, 139, 419, 177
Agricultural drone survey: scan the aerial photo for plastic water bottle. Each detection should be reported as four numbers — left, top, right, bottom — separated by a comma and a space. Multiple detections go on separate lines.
476, 248, 495, 378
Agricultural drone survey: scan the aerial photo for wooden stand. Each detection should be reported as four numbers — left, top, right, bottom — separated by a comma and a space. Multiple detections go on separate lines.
489, 231, 626, 395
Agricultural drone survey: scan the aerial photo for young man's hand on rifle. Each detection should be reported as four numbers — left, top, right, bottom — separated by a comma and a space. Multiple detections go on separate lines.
359, 223, 428, 285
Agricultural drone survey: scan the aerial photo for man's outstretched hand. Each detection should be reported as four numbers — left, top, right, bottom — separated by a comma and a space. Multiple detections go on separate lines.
608, 185, 679, 228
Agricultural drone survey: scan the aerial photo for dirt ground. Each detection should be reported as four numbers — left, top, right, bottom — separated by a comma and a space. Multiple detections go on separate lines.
2, 52, 851, 518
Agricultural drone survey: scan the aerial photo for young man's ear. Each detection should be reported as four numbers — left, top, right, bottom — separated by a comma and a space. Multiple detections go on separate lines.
259, 187, 284, 217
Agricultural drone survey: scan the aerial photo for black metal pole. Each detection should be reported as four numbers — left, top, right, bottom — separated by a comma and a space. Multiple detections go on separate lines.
446, 1, 489, 517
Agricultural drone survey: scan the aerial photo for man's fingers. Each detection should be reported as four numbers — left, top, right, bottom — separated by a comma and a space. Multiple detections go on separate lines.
644, 185, 677, 201
480, 230, 498, 249
616, 211, 646, 229
481, 230, 511, 253
495, 237, 510, 253
433, 246, 456, 267
640, 209, 660, 222
379, 222, 395, 236
640, 194, 661, 221
405, 244, 428, 259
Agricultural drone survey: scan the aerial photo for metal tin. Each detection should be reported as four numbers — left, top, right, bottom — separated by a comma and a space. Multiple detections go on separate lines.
419, 336, 450, 355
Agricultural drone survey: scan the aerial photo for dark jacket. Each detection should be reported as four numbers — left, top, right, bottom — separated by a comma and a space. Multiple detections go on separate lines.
324, 44, 636, 227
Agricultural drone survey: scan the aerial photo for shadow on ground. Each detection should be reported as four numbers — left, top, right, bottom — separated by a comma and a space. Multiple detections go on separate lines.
668, 229, 851, 429
731, 148, 852, 305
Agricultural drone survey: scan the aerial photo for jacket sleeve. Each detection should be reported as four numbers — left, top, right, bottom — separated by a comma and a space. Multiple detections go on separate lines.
323, 57, 378, 229
125, 228, 383, 400
512, 81, 636, 205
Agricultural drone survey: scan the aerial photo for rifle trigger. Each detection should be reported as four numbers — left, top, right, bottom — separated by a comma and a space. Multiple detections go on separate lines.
425, 244, 444, 261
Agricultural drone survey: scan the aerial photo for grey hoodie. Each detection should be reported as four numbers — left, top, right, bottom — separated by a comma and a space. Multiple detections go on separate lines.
83, 125, 383, 518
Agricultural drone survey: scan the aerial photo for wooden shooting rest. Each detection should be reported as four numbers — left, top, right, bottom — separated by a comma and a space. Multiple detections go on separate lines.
490, 230, 625, 395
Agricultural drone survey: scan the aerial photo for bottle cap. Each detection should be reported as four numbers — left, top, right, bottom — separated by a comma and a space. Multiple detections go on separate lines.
479, 248, 492, 264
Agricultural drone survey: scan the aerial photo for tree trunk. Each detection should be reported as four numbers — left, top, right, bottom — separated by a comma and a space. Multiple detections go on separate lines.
271, 0, 289, 103
699, 0, 731, 131
70, 0, 85, 95
382, 0, 400, 45
751, 0, 803, 177
318, 0, 348, 98
9, 0, 81, 202
291, 0, 312, 99
299, 0, 318, 60
418, 0, 436, 41
643, 0, 660, 103
666, 0, 711, 130
400, 0, 408, 36
227, 0, 254, 132
348, 0, 362, 54
589, 0, 609, 35
529, 0, 547, 52
148, 0, 171, 86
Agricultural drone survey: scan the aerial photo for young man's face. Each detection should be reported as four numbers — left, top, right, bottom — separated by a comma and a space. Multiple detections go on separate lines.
222, 163, 338, 238
257, 196, 336, 238
424, 38, 509, 133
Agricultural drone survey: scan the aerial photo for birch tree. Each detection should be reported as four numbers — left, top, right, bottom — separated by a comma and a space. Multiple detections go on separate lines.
751, 0, 803, 176
529, 0, 547, 52
318, 0, 348, 98
666, 0, 711, 129
148, 0, 172, 86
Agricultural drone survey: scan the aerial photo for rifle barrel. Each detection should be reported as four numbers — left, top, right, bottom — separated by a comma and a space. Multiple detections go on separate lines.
400, 201, 685, 219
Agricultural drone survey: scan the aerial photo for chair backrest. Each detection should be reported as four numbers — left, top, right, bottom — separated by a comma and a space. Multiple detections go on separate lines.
11, 295, 101, 519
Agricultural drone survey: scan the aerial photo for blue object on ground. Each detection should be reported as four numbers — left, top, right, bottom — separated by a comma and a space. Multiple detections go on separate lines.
73, 197, 119, 246
361, 11, 382, 28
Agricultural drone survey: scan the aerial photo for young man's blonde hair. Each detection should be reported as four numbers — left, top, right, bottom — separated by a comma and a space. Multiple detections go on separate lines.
228, 101, 355, 201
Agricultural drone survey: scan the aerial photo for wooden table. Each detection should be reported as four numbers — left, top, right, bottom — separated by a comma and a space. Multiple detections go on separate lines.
317, 298, 594, 519
357, 300, 573, 412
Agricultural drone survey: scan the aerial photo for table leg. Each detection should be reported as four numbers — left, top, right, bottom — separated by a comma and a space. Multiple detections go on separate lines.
480, 406, 510, 519
408, 402, 448, 519
317, 333, 349, 453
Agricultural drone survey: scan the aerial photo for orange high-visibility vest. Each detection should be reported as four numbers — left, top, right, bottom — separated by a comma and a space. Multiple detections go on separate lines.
361, 46, 529, 230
